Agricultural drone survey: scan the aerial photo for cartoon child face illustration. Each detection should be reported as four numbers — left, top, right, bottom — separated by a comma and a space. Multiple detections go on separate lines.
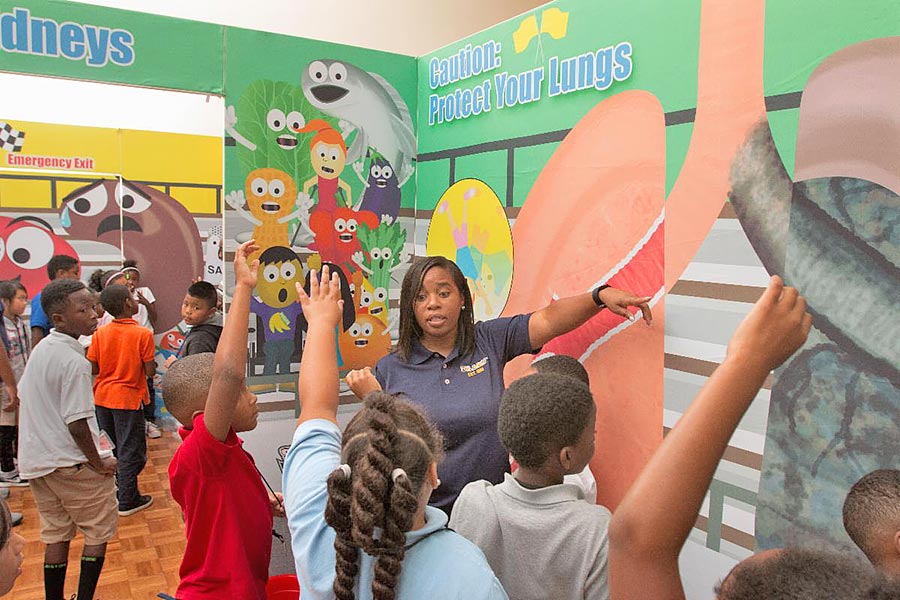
311, 141, 347, 180
256, 247, 304, 309
0, 216, 78, 295
246, 168, 297, 221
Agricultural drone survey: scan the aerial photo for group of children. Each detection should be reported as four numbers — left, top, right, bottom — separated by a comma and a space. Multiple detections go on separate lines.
0, 243, 896, 599
0, 250, 227, 599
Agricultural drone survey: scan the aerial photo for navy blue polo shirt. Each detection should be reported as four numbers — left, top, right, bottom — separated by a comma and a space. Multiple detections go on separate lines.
375, 313, 534, 513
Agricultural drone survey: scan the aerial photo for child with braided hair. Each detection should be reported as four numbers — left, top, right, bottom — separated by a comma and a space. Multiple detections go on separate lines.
283, 265, 508, 600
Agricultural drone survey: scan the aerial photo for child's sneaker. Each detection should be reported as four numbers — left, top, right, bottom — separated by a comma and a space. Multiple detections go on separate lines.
119, 494, 153, 516
10, 511, 22, 527
146, 421, 162, 439
0, 468, 28, 487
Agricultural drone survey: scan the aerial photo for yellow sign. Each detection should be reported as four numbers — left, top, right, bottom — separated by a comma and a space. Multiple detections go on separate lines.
0, 119, 222, 214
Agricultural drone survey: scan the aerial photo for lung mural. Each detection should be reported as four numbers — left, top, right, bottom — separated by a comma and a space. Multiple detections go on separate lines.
729, 38, 900, 554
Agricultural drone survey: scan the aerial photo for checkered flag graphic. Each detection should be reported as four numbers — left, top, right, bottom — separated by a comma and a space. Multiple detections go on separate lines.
0, 122, 25, 153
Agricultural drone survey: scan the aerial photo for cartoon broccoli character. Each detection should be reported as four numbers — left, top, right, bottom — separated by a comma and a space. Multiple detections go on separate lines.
353, 217, 408, 292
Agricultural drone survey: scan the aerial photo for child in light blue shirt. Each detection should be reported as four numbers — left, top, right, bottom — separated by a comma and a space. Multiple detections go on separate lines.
282, 265, 507, 600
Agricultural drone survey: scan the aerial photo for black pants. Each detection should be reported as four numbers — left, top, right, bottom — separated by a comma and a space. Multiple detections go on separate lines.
144, 377, 156, 423
95, 406, 147, 508
0, 426, 16, 473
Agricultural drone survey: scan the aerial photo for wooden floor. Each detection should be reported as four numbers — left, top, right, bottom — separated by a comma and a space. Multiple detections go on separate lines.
6, 432, 185, 600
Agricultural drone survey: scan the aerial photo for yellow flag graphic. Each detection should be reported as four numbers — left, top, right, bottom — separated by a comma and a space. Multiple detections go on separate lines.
540, 7, 569, 40
513, 15, 539, 53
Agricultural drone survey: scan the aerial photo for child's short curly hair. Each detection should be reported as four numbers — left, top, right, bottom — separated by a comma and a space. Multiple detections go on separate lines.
531, 354, 590, 386
100, 284, 132, 318
498, 373, 594, 468
843, 469, 900, 566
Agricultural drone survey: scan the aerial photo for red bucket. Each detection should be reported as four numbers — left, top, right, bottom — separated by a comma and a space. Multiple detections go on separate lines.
266, 574, 300, 600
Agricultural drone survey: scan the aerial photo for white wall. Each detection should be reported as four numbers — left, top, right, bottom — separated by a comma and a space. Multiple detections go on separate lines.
73, 0, 550, 56
0, 73, 223, 134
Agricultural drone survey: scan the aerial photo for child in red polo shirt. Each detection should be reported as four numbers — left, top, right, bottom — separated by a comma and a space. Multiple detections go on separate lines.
162, 240, 283, 600
87, 284, 156, 516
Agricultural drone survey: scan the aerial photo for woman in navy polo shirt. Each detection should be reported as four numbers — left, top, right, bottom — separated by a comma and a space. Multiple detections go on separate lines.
347, 256, 651, 513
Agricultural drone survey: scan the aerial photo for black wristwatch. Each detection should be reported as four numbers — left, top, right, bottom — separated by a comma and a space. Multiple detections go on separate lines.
592, 285, 610, 309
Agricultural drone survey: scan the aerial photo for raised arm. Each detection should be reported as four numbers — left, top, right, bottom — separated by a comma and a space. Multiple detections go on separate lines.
296, 265, 344, 425
528, 287, 652, 349
203, 240, 259, 442
608, 276, 811, 600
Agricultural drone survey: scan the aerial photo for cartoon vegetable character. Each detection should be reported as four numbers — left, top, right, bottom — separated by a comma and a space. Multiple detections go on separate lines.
226, 80, 325, 186
225, 168, 312, 259
307, 207, 379, 274
355, 151, 401, 220
353, 217, 408, 292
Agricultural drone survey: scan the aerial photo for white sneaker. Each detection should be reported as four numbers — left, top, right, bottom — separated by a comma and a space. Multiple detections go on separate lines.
146, 421, 162, 439
0, 469, 27, 487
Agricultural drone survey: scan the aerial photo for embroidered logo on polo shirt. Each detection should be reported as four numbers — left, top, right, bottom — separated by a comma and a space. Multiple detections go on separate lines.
460, 356, 488, 377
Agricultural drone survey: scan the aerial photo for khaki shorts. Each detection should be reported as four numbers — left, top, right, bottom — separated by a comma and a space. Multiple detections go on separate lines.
29, 464, 118, 545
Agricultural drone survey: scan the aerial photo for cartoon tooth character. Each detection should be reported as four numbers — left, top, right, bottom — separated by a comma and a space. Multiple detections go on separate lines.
337, 313, 391, 371
301, 60, 416, 186
356, 151, 401, 220
307, 207, 379, 274
0, 215, 79, 295
250, 246, 305, 375
60, 178, 203, 332
294, 119, 353, 214
353, 218, 408, 293
225, 168, 311, 259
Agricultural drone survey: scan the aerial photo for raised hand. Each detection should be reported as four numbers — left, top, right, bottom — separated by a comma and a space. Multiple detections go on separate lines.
233, 239, 260, 289
726, 275, 812, 372
296, 265, 343, 329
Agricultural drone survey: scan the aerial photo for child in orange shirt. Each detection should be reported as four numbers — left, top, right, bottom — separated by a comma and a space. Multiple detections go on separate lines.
87, 284, 156, 516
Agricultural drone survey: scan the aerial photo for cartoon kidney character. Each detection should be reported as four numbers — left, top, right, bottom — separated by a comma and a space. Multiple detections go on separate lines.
0, 215, 79, 296
59, 179, 203, 332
